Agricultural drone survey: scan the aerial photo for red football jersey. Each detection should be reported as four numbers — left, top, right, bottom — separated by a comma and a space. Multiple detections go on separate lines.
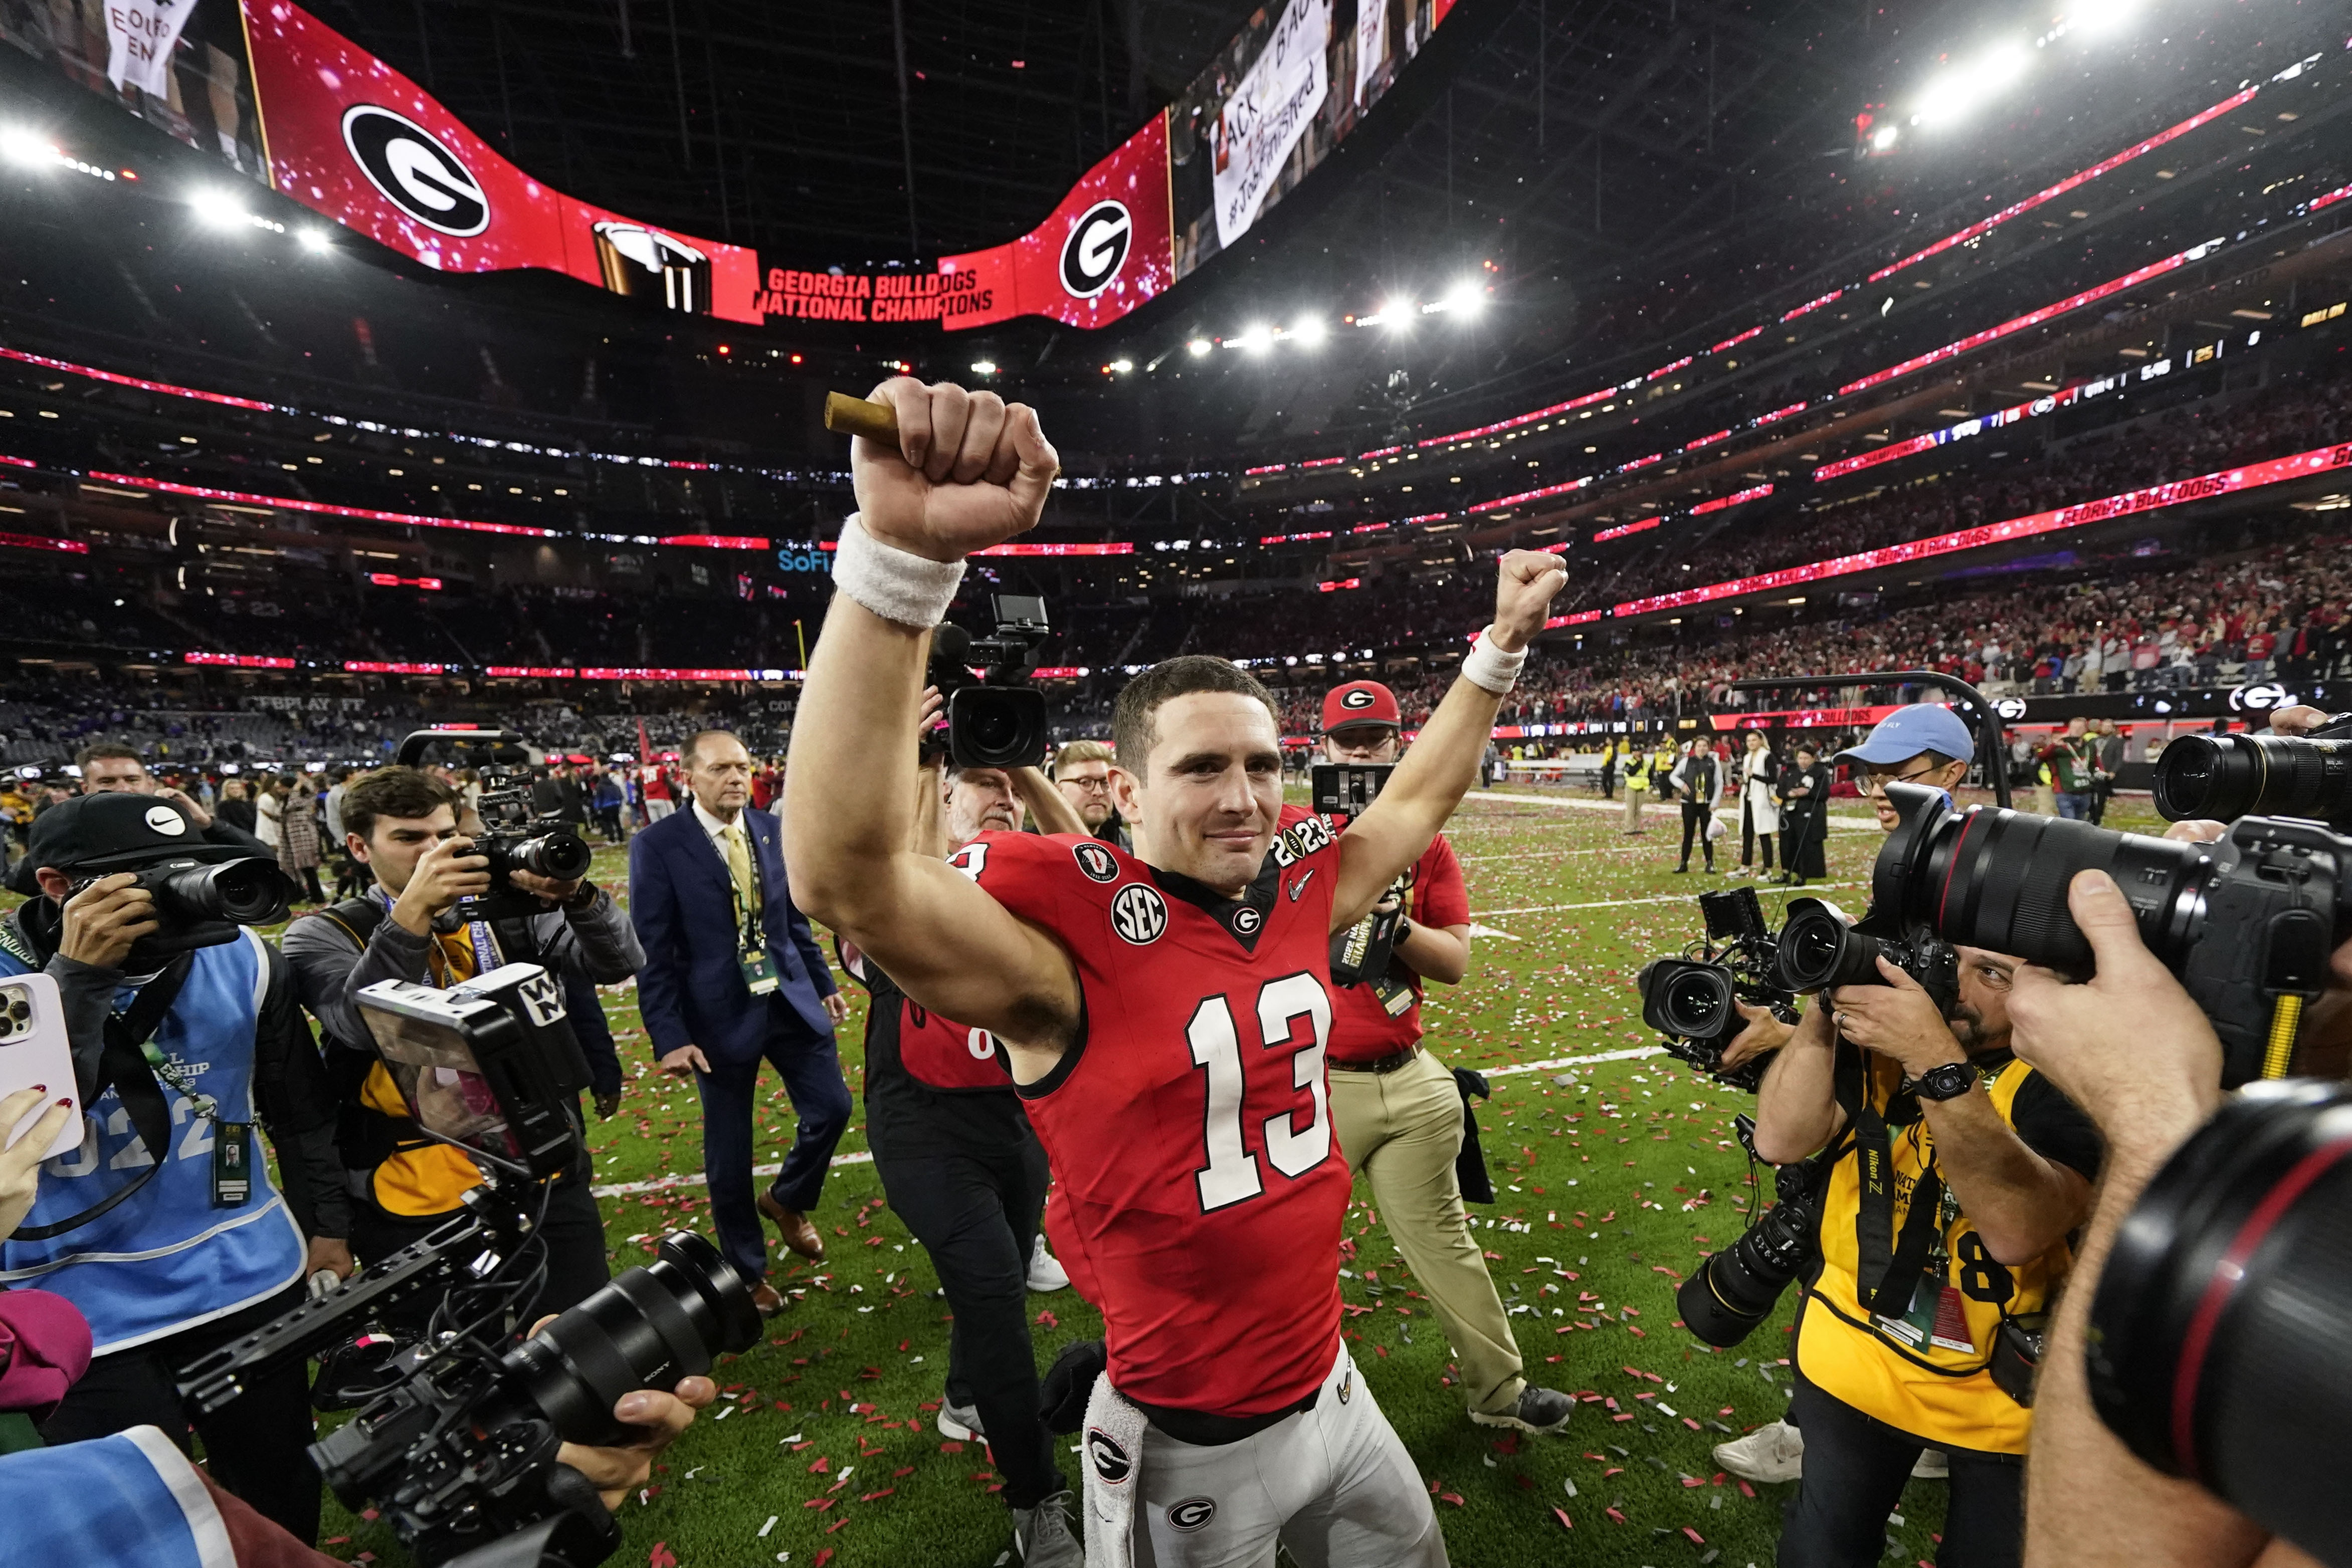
1322, 829, 1471, 1063
955, 814, 1349, 1417
838, 937, 1012, 1092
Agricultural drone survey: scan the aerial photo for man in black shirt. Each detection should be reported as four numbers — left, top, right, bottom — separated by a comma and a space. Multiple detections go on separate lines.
843, 750, 1084, 1567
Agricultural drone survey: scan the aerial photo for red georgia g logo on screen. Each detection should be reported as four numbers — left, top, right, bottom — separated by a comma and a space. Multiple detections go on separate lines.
1058, 200, 1132, 299
340, 105, 491, 237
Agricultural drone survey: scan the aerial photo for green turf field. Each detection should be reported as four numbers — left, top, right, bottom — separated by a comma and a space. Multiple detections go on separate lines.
97, 784, 2161, 1568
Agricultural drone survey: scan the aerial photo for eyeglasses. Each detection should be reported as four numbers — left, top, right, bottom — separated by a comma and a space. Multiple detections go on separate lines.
1859, 766, 1943, 797
1062, 775, 1113, 793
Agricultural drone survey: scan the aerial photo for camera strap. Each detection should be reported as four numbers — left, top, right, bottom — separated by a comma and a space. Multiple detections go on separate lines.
11, 954, 192, 1241
1842, 1051, 1947, 1319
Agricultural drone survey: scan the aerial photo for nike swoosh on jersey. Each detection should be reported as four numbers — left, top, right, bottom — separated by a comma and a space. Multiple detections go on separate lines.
1287, 869, 1315, 902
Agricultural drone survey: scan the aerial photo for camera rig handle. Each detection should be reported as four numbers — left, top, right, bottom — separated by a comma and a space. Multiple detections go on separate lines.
1727, 670, 2010, 810
176, 1178, 537, 1416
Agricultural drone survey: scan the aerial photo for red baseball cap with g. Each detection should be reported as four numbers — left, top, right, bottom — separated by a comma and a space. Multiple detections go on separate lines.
1320, 680, 1402, 733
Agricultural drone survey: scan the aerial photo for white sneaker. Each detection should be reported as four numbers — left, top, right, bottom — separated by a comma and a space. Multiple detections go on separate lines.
1027, 1234, 1070, 1292
938, 1400, 986, 1441
1713, 1417, 1804, 1483
1012, 1487, 1082, 1566
1912, 1448, 1949, 1479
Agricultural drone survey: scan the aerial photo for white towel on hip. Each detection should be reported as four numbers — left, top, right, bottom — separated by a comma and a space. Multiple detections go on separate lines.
1081, 1370, 1150, 1568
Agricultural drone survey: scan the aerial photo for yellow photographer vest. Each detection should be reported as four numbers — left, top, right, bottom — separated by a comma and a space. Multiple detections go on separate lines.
1795, 1049, 2071, 1454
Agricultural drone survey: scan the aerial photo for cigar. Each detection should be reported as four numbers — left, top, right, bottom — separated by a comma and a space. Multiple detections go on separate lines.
824, 391, 898, 443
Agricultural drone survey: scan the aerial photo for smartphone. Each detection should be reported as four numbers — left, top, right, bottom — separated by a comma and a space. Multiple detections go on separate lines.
0, 972, 83, 1160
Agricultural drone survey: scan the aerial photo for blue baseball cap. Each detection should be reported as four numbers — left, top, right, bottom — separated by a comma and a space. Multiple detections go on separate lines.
1834, 705, 1977, 769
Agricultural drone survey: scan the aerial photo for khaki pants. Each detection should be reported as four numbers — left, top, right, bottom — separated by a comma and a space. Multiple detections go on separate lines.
1328, 1046, 1525, 1416
1623, 783, 1648, 832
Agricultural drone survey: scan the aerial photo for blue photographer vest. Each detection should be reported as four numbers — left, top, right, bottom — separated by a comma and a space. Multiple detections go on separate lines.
0, 1425, 222, 1566
0, 930, 307, 1353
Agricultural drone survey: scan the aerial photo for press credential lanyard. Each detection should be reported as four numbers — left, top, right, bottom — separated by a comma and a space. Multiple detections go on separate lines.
721, 819, 780, 997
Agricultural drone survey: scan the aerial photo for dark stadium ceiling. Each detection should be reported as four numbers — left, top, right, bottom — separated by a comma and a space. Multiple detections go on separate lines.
310, 0, 1867, 279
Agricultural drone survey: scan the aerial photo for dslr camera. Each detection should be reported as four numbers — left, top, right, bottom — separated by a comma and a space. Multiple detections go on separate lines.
928, 595, 1052, 770
1676, 1111, 1835, 1346
1871, 781, 2350, 1086
396, 730, 593, 924
1636, 886, 1798, 1091
70, 855, 289, 969
1315, 764, 1404, 988
2152, 713, 2352, 827
179, 962, 758, 1568
1772, 895, 1962, 1018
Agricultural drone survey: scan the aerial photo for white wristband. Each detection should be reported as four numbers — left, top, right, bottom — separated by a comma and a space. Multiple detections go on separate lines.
831, 513, 965, 629
1460, 627, 1527, 695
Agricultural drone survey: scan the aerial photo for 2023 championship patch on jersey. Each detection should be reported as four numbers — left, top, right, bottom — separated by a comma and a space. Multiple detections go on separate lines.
960, 814, 1350, 1417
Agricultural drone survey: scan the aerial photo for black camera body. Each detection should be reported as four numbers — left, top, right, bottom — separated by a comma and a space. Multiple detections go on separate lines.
1676, 1112, 1833, 1346
1312, 763, 1406, 988
930, 595, 1052, 770
1874, 783, 2350, 1087
459, 774, 594, 925
1636, 887, 1797, 1091
72, 854, 289, 966
1774, 896, 1962, 1019
179, 969, 759, 1568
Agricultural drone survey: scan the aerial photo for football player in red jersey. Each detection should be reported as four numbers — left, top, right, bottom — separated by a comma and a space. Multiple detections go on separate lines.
786, 378, 1566, 1567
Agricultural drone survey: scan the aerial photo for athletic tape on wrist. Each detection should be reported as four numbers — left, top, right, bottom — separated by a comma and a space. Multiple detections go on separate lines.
1460, 628, 1527, 694
831, 513, 965, 629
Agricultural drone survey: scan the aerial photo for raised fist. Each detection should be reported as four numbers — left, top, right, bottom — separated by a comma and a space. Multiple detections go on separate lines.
1491, 549, 1571, 651
851, 378, 1060, 564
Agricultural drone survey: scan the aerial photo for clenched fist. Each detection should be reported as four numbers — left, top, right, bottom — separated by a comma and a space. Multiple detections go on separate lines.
851, 378, 1060, 565
1490, 548, 1572, 651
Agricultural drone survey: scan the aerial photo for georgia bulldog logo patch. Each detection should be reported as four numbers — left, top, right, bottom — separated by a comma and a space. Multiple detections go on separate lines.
1072, 841, 1119, 883
1167, 1496, 1217, 1532
1110, 884, 1168, 945
1085, 1427, 1133, 1485
1232, 905, 1263, 936
1339, 687, 1377, 710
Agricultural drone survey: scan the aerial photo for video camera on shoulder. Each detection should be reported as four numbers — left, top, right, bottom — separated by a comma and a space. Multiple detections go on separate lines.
927, 595, 1051, 770
176, 963, 759, 1568
397, 729, 593, 923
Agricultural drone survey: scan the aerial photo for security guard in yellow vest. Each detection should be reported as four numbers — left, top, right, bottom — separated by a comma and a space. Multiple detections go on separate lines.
1751, 943, 2101, 1567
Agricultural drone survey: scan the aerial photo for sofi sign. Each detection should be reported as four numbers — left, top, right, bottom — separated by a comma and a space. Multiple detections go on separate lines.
776, 543, 833, 574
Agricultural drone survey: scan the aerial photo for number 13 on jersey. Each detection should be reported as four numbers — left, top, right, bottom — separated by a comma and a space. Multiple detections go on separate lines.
1187, 972, 1332, 1213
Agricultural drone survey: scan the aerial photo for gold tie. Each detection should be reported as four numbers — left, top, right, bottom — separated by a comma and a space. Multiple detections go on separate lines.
722, 822, 756, 917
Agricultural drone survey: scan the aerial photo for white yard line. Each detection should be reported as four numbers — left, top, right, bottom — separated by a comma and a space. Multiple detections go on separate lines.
1461, 790, 1879, 830
594, 1149, 874, 1199
1485, 1045, 1668, 1078
1471, 881, 1860, 918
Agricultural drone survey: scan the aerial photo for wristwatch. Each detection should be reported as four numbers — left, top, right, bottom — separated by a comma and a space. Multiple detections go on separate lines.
1392, 915, 1414, 945
1911, 1060, 1979, 1101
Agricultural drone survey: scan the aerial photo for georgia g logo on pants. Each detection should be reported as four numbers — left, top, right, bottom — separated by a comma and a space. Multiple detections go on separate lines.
1060, 200, 1132, 299
341, 105, 490, 236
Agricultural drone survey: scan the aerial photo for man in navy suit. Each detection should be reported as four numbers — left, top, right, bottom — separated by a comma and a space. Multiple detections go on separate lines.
630, 729, 851, 1314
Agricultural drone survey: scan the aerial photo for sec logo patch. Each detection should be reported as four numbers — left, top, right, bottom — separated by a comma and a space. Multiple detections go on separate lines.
1085, 1428, 1132, 1485
1167, 1496, 1217, 1532
1072, 841, 1119, 883
1110, 884, 1167, 945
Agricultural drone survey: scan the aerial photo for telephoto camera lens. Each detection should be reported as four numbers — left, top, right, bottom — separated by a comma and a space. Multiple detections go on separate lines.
511, 828, 593, 882
2086, 1080, 2352, 1566
1773, 898, 1882, 993
503, 1231, 761, 1447
1676, 1166, 1823, 1347
150, 857, 291, 926
2152, 731, 2352, 828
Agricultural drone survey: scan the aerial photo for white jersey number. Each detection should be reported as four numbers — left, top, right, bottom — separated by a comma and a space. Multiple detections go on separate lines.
1185, 972, 1332, 1214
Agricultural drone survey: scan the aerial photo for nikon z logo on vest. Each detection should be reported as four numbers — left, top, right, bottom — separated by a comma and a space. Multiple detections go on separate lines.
1085, 1428, 1133, 1484
1110, 884, 1168, 945
1059, 201, 1132, 299
1072, 842, 1120, 883
342, 106, 490, 236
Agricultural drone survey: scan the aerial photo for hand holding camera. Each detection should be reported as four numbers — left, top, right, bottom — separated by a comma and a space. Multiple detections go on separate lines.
390, 833, 493, 937
57, 871, 159, 970
1827, 956, 1971, 1078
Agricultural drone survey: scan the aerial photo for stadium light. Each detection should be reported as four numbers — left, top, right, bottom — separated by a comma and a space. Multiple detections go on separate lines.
1291, 316, 1327, 347
1109, 358, 1134, 374
298, 227, 332, 253
1914, 41, 2031, 126
2064, 0, 2136, 36
969, 359, 999, 375
191, 188, 253, 228
1872, 124, 1900, 152
1186, 337, 1212, 357
1, 127, 50, 167
1230, 325, 1270, 352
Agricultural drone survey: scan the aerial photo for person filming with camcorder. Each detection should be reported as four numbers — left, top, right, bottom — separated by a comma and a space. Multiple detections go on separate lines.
284, 735, 637, 1327
2, 959, 752, 1568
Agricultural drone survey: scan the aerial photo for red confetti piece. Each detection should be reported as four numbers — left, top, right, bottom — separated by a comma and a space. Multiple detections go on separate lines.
808, 1457, 830, 1473
860, 1489, 896, 1502
649, 1548, 678, 1568
1037, 1309, 1059, 1329
1684, 1527, 1708, 1545
1606, 1506, 1627, 1523
813, 1551, 834, 1568
1552, 1506, 1575, 1531
1439, 1492, 1465, 1507
804, 1497, 834, 1510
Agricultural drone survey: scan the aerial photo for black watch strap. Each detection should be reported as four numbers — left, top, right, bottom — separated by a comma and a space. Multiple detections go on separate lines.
1912, 1061, 1978, 1101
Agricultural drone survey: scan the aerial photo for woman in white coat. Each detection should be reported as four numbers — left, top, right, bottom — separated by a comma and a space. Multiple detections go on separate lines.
1737, 730, 1782, 877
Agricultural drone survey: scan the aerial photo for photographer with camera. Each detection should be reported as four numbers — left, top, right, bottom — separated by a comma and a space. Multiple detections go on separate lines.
69, 743, 275, 863
1315, 680, 1574, 1436
0, 793, 351, 1542
283, 765, 638, 1321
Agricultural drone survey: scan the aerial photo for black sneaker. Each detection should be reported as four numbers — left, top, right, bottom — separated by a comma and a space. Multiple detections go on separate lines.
1671, 865, 1690, 874
1471, 1385, 1575, 1434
